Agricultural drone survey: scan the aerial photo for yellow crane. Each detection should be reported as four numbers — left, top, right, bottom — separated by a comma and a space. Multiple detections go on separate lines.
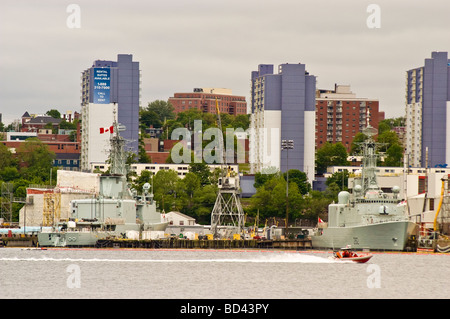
431, 177, 450, 242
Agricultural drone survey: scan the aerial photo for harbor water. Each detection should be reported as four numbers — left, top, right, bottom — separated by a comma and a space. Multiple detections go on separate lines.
0, 248, 448, 299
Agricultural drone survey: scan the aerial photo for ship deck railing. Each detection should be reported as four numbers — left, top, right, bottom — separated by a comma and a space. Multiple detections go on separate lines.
354, 198, 402, 204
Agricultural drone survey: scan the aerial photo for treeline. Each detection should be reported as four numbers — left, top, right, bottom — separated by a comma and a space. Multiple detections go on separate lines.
246, 170, 340, 226
129, 162, 220, 225
0, 139, 56, 220
128, 165, 336, 226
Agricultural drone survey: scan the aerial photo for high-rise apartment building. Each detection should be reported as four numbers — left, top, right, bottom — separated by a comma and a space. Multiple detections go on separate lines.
405, 51, 450, 167
80, 54, 140, 171
249, 63, 316, 182
315, 84, 382, 153
168, 88, 247, 116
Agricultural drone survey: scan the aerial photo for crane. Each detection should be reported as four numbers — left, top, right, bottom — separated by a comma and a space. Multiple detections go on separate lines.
210, 98, 245, 239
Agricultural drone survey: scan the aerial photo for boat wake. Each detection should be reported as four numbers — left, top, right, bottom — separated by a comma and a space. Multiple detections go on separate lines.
0, 253, 335, 264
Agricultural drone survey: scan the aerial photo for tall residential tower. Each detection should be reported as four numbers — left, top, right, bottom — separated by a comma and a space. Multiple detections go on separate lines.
80, 54, 140, 171
249, 63, 316, 183
405, 51, 450, 168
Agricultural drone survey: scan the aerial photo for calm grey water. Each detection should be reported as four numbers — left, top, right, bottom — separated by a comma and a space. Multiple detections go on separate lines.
0, 248, 448, 299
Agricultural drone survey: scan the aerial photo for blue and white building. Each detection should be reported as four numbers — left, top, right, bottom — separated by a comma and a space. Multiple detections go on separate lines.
406, 51, 450, 168
249, 63, 316, 182
80, 54, 141, 171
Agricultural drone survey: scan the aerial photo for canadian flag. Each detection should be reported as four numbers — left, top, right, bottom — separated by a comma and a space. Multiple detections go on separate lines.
318, 217, 324, 223
397, 200, 407, 207
100, 125, 114, 134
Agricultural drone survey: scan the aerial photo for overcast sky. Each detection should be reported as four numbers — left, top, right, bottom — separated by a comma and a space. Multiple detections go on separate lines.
1, 0, 450, 125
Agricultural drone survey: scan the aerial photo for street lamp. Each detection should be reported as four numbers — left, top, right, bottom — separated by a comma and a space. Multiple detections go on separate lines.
281, 139, 294, 237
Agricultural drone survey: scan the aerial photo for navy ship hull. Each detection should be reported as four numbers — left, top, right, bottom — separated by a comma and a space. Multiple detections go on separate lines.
312, 220, 419, 251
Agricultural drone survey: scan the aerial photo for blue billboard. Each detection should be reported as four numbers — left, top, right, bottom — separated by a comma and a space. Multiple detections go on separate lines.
93, 68, 111, 104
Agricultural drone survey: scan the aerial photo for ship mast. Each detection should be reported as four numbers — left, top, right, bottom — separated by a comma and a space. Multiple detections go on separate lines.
359, 109, 385, 196
108, 108, 127, 176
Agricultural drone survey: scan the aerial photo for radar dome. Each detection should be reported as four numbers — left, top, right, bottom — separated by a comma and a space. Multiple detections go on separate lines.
338, 191, 350, 205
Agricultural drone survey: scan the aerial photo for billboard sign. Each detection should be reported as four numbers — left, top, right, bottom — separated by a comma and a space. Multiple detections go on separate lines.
93, 68, 111, 104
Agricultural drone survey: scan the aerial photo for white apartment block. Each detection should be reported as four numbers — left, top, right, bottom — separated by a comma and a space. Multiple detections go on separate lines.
405, 67, 423, 168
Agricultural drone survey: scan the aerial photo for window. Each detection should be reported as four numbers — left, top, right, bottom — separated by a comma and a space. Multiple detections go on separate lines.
418, 176, 427, 194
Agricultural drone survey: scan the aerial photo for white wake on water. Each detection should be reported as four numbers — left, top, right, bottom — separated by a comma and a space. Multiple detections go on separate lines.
0, 252, 335, 263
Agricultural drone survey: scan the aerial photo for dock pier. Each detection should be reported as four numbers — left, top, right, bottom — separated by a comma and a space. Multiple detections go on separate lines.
95, 238, 313, 250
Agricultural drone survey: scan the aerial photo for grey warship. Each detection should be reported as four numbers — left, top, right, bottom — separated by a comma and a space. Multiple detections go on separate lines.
37, 121, 168, 247
311, 125, 419, 251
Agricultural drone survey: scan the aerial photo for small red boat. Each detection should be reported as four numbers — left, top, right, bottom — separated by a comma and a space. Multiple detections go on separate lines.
332, 246, 373, 263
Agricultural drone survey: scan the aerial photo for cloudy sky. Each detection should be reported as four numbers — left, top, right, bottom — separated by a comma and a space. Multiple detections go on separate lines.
1, 0, 449, 125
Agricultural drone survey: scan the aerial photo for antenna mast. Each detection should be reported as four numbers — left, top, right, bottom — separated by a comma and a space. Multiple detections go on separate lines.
109, 108, 127, 176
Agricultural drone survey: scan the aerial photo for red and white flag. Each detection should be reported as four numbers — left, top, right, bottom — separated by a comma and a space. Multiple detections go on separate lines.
100, 125, 114, 134
397, 200, 407, 207
318, 217, 324, 223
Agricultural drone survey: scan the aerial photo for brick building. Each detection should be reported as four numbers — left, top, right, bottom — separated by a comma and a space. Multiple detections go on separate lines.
169, 88, 247, 116
3, 132, 80, 171
315, 84, 384, 153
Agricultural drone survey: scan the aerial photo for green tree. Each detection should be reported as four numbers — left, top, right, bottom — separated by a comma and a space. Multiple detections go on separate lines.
0, 143, 16, 170
189, 162, 211, 186
16, 138, 55, 182
283, 169, 311, 195
174, 172, 202, 216
140, 109, 162, 130
46, 109, 61, 119
253, 171, 278, 188
250, 175, 304, 221
383, 144, 404, 167
192, 184, 217, 224
377, 121, 391, 135
131, 170, 153, 194
315, 142, 348, 175
59, 120, 77, 130
302, 190, 333, 222
325, 170, 349, 192
138, 135, 151, 163
153, 169, 179, 212
0, 167, 21, 182
377, 130, 399, 150
180, 172, 201, 199
146, 100, 175, 124
350, 132, 369, 155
